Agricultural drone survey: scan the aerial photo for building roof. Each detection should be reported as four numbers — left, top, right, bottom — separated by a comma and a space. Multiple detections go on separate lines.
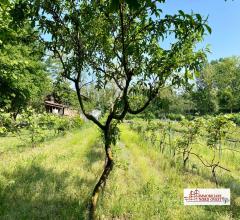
44, 100, 66, 108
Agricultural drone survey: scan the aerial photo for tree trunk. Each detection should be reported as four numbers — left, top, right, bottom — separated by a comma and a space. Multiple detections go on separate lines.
183, 150, 189, 169
89, 143, 114, 220
212, 165, 218, 187
183, 156, 188, 169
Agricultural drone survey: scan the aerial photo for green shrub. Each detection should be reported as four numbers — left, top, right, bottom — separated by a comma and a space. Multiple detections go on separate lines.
185, 114, 195, 121
166, 113, 185, 121
39, 113, 57, 130
0, 126, 7, 136
55, 116, 71, 133
1, 108, 85, 146
16, 109, 46, 147
228, 113, 240, 125
0, 110, 15, 133
71, 115, 84, 128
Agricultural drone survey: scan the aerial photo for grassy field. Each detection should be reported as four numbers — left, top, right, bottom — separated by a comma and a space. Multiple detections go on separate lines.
0, 122, 240, 219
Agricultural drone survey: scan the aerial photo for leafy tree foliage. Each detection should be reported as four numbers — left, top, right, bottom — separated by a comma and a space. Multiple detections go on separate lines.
213, 57, 240, 112
51, 76, 79, 107
45, 58, 79, 107
182, 62, 218, 114
0, 0, 51, 116
192, 57, 240, 114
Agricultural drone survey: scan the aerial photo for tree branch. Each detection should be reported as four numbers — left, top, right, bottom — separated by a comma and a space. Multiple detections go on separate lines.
75, 81, 105, 130
119, 3, 128, 75
53, 47, 76, 82
128, 85, 158, 114
189, 152, 230, 172
96, 66, 124, 91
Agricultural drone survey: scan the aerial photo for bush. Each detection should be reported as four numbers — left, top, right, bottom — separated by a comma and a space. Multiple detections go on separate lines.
14, 109, 84, 147
0, 126, 7, 136
71, 115, 84, 128
39, 113, 83, 133
185, 114, 195, 121
16, 109, 46, 147
54, 116, 71, 133
166, 113, 185, 121
0, 108, 85, 146
0, 110, 15, 133
228, 113, 240, 126
39, 113, 57, 130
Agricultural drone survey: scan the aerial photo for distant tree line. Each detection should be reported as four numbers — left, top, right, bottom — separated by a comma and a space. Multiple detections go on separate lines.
141, 56, 240, 117
192, 57, 240, 114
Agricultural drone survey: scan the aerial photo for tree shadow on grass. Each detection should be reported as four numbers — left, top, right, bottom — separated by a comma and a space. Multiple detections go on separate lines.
84, 140, 104, 167
205, 174, 240, 219
0, 163, 94, 220
184, 168, 240, 219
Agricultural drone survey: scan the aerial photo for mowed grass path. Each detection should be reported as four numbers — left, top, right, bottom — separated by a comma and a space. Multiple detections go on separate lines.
0, 124, 239, 219
0, 125, 105, 219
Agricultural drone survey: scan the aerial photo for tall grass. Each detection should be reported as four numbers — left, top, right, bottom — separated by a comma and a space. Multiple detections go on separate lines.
0, 122, 239, 219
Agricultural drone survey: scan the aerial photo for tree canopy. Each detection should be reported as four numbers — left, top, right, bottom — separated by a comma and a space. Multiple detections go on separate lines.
0, 0, 51, 115
191, 57, 240, 114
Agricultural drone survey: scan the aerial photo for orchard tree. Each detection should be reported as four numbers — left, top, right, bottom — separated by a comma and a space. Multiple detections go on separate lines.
17, 0, 210, 218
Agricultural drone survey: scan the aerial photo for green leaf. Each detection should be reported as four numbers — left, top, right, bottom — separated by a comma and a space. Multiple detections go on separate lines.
110, 0, 120, 12
126, 44, 135, 55
196, 13, 202, 21
205, 24, 212, 34
126, 0, 141, 10
179, 10, 185, 17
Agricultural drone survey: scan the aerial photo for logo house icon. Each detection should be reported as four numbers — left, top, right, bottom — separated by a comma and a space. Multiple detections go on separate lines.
190, 189, 199, 200
184, 189, 203, 205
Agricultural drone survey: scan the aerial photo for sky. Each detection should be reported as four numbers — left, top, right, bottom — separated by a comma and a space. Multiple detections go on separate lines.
160, 0, 240, 61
